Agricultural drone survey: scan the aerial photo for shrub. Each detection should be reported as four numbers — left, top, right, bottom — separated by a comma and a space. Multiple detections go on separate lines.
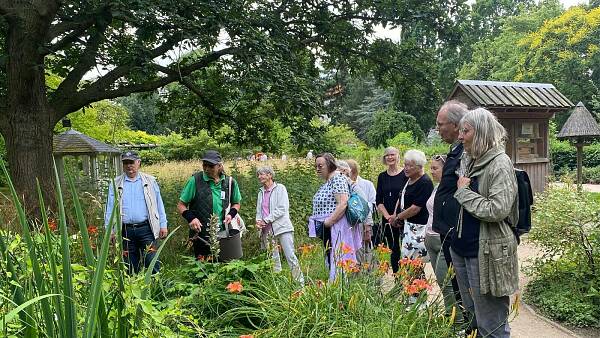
525, 184, 600, 326
139, 149, 167, 165
550, 139, 600, 173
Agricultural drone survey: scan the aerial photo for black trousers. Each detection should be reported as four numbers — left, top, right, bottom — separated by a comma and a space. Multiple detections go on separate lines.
383, 222, 402, 273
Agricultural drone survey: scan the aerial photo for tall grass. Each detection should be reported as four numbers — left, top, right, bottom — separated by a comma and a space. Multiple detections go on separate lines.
0, 161, 183, 336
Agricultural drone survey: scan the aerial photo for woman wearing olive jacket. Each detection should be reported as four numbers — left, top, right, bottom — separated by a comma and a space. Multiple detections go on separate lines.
451, 108, 519, 338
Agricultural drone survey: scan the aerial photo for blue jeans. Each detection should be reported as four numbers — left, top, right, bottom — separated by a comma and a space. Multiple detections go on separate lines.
450, 248, 510, 338
122, 224, 159, 274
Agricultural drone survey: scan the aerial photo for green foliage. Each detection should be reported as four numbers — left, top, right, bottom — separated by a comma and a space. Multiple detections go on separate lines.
459, 0, 564, 81
56, 100, 164, 145
322, 124, 367, 157
158, 247, 455, 337
518, 6, 600, 115
329, 76, 393, 141
525, 185, 600, 326
117, 93, 176, 135
367, 109, 424, 147
550, 139, 600, 175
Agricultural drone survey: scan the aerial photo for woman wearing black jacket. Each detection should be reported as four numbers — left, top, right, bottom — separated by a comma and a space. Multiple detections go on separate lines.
376, 146, 407, 273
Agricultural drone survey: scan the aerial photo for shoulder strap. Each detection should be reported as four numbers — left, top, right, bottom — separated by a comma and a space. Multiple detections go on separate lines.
228, 176, 233, 207
399, 180, 410, 211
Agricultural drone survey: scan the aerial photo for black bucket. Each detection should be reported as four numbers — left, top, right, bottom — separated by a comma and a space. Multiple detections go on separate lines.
219, 228, 243, 262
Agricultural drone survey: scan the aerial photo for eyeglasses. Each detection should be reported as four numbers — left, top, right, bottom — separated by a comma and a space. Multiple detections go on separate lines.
432, 155, 447, 164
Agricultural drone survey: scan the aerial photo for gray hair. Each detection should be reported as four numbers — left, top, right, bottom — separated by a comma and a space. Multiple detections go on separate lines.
460, 108, 507, 159
256, 166, 275, 178
346, 159, 359, 176
382, 146, 399, 164
440, 100, 469, 125
404, 149, 427, 167
336, 160, 351, 172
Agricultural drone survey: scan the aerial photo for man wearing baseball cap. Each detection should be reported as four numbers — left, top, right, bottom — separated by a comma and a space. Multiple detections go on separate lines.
105, 151, 168, 274
177, 150, 242, 258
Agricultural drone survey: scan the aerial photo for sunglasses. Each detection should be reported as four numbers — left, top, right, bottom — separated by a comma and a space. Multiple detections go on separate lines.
432, 155, 447, 164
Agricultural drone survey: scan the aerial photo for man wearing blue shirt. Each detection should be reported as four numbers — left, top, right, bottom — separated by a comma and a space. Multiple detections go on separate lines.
105, 151, 168, 274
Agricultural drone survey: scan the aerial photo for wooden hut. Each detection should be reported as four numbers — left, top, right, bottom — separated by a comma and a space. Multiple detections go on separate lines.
557, 102, 600, 187
447, 80, 573, 192
53, 129, 121, 197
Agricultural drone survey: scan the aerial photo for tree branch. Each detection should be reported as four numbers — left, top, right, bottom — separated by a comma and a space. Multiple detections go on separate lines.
83, 35, 179, 95
51, 16, 111, 105
45, 17, 96, 53
155, 64, 223, 118
53, 46, 240, 119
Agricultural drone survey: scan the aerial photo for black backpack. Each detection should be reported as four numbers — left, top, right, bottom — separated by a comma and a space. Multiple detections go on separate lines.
511, 169, 534, 242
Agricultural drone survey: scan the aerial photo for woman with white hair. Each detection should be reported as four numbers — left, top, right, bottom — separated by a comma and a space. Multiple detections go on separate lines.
256, 166, 304, 285
392, 149, 434, 261
451, 108, 518, 338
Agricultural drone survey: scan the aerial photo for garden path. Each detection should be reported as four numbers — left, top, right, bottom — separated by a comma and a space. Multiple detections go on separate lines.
382, 239, 583, 337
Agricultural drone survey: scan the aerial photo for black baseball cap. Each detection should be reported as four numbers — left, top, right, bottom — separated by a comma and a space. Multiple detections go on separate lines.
201, 150, 222, 164
121, 151, 140, 161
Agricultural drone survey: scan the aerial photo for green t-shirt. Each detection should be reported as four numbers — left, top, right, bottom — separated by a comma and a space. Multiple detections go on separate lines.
179, 172, 242, 223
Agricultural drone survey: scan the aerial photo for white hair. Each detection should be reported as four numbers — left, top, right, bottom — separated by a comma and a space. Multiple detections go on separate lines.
460, 108, 507, 158
256, 166, 275, 178
404, 149, 427, 167
335, 160, 351, 172
440, 100, 469, 125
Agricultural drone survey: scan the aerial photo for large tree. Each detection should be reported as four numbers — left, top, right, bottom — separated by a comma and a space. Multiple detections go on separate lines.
0, 0, 452, 209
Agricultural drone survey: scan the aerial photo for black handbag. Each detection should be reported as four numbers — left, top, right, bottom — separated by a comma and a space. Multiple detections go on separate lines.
370, 205, 384, 246
315, 220, 325, 239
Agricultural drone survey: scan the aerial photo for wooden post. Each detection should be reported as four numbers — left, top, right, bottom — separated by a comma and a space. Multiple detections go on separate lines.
576, 142, 583, 192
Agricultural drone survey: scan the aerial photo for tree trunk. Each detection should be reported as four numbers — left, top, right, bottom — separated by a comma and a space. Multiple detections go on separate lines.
2, 5, 58, 216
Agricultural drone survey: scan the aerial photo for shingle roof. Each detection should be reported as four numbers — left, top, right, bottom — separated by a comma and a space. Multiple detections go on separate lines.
53, 129, 121, 155
450, 80, 573, 109
557, 102, 600, 140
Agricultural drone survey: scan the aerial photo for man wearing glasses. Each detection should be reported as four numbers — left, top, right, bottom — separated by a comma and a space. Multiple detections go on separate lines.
432, 100, 469, 325
177, 150, 242, 259
105, 151, 168, 274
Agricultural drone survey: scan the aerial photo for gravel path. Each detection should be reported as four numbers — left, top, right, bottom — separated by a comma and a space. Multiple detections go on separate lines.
417, 238, 582, 337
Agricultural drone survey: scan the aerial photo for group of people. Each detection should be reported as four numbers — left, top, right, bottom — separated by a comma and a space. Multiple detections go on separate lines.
105, 100, 519, 338
306, 100, 519, 338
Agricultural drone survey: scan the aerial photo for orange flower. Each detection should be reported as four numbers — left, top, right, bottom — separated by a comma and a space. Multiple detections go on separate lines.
341, 242, 353, 255
405, 284, 419, 294
378, 261, 390, 274
240, 335, 254, 338
48, 218, 58, 231
315, 279, 325, 288
226, 281, 243, 293
362, 263, 370, 270
412, 278, 430, 290
290, 289, 303, 299
338, 258, 359, 273
298, 244, 315, 256
146, 245, 157, 253
410, 259, 423, 269
87, 225, 98, 235
376, 244, 392, 254
404, 278, 431, 295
